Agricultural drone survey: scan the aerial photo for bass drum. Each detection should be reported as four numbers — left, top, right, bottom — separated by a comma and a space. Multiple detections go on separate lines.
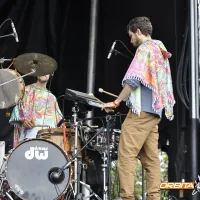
5, 139, 71, 200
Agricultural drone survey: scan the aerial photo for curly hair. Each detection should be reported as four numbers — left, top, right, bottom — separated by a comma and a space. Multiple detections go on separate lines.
127, 17, 153, 36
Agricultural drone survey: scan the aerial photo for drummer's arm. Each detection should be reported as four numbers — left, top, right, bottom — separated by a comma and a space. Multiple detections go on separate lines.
11, 119, 34, 129
9, 103, 34, 128
22, 119, 34, 128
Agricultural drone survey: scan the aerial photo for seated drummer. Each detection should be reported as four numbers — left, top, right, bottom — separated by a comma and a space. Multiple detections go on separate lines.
9, 74, 63, 147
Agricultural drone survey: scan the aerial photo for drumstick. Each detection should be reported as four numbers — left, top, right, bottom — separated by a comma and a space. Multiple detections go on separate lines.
89, 93, 104, 104
98, 88, 118, 98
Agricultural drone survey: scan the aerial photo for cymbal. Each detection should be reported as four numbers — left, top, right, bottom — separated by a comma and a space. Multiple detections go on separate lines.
13, 53, 57, 76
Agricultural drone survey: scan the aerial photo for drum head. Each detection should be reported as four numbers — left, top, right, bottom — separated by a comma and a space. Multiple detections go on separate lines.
0, 69, 24, 109
6, 139, 70, 200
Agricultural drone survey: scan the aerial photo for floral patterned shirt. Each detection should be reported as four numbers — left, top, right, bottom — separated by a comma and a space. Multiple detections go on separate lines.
10, 83, 62, 147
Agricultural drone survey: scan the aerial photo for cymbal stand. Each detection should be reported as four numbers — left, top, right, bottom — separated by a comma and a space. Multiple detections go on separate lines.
0, 69, 36, 87
0, 33, 16, 40
72, 102, 81, 197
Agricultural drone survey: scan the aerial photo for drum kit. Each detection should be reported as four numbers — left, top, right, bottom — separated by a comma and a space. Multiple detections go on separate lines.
0, 53, 121, 200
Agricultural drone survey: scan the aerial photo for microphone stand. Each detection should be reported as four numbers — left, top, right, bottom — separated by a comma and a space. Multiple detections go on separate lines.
0, 58, 12, 64
113, 49, 132, 60
0, 33, 15, 39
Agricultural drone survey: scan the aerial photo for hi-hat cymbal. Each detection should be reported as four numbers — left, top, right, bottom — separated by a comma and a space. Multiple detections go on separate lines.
13, 53, 57, 76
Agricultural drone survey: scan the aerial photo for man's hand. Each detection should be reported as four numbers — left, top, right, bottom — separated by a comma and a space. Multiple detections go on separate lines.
22, 119, 35, 128
103, 102, 116, 113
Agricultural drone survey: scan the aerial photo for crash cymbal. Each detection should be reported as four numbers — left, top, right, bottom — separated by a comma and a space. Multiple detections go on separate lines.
13, 53, 57, 76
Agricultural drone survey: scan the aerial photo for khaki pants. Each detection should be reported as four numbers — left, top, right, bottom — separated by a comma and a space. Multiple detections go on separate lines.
118, 111, 161, 200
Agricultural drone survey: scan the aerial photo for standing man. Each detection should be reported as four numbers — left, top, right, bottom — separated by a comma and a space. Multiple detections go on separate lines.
10, 74, 63, 147
103, 17, 175, 200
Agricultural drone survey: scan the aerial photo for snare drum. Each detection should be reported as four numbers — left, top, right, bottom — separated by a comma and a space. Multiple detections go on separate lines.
37, 128, 82, 156
3, 139, 71, 200
0, 69, 25, 109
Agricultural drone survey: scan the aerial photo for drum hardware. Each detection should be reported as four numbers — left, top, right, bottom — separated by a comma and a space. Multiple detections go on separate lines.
70, 183, 75, 197
81, 164, 88, 199
101, 152, 108, 200
102, 114, 116, 200
4, 190, 14, 200
71, 102, 81, 196
75, 192, 83, 200
0, 68, 36, 87
80, 181, 102, 200
82, 125, 98, 129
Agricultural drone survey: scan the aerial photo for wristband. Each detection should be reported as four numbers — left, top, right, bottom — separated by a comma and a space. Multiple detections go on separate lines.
113, 101, 120, 108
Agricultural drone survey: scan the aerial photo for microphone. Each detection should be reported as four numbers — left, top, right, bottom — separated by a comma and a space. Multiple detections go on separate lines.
107, 41, 117, 59
11, 21, 19, 42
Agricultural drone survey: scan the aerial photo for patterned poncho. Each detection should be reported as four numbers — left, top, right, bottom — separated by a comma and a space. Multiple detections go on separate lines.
10, 83, 63, 147
122, 40, 175, 120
